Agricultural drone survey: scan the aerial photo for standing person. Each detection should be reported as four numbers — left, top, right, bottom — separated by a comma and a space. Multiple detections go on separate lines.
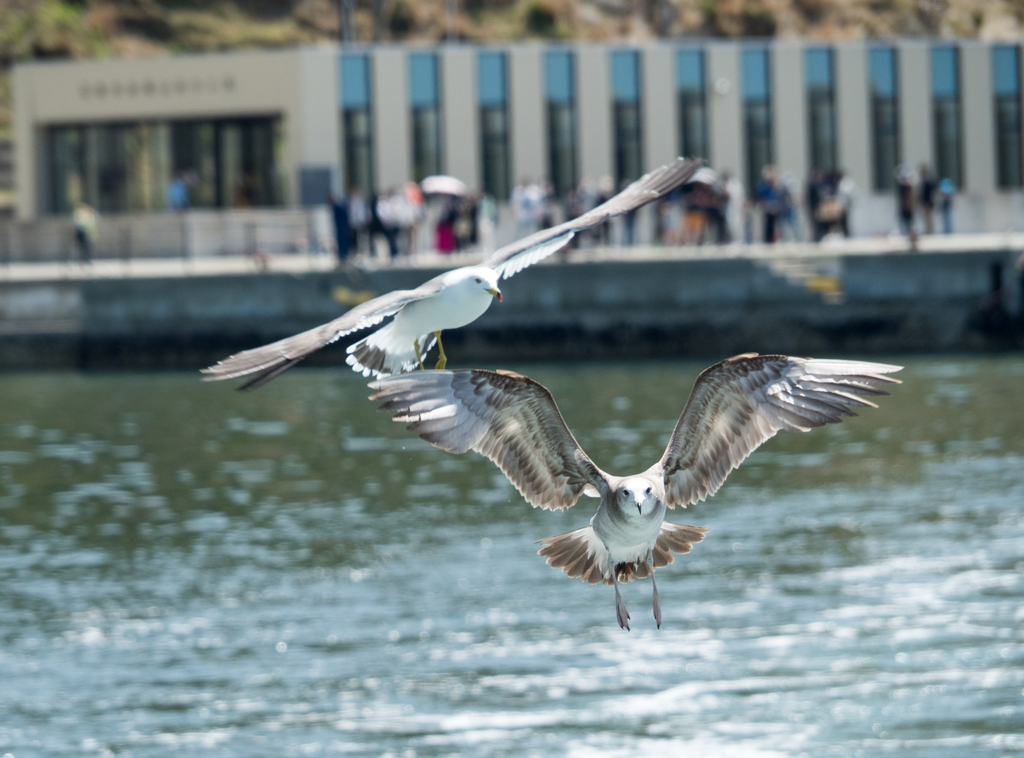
755, 166, 780, 244
434, 196, 457, 254
596, 176, 614, 245
939, 177, 955, 234
511, 179, 535, 239
376, 190, 401, 258
777, 172, 800, 242
478, 193, 497, 254
330, 193, 350, 264
73, 202, 97, 264
723, 171, 744, 244
837, 170, 856, 237
895, 165, 916, 242
806, 169, 822, 241
167, 173, 189, 211
347, 187, 370, 256
918, 163, 936, 235
618, 179, 637, 246
402, 181, 424, 256
537, 181, 554, 231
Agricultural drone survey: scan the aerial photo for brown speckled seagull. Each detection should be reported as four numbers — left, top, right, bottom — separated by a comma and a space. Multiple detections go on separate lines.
370, 353, 901, 630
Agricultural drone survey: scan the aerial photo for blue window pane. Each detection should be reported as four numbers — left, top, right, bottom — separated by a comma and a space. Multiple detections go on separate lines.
931, 47, 958, 98
993, 45, 1020, 97
410, 53, 439, 107
742, 49, 769, 101
611, 50, 640, 103
805, 48, 832, 89
677, 49, 703, 92
478, 52, 506, 107
340, 54, 370, 109
545, 51, 573, 104
869, 48, 896, 98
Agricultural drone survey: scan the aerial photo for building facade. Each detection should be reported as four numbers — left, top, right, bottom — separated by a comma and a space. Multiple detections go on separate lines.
14, 39, 1024, 235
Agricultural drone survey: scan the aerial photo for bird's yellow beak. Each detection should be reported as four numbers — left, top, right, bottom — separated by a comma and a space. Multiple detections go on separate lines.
488, 287, 503, 302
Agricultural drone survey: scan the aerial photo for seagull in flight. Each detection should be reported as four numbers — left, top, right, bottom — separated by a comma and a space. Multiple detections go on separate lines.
370, 354, 901, 629
201, 157, 700, 390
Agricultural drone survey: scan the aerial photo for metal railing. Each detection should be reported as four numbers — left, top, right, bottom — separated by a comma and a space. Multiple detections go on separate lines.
0, 208, 334, 264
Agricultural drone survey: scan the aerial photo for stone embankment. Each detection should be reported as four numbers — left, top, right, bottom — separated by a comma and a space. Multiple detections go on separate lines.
1, 235, 1022, 371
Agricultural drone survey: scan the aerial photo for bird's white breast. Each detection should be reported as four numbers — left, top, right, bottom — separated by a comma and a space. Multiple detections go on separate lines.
396, 284, 494, 333
592, 499, 665, 566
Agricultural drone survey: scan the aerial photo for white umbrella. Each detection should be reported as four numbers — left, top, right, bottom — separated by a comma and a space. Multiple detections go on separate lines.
689, 167, 717, 185
421, 175, 468, 196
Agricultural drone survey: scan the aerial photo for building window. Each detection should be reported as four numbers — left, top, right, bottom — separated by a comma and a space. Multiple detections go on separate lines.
216, 119, 279, 207
611, 50, 642, 185
545, 50, 576, 197
931, 46, 962, 188
742, 47, 772, 194
409, 52, 442, 181
806, 47, 836, 173
47, 117, 281, 214
341, 53, 374, 196
479, 51, 510, 201
49, 125, 86, 215
869, 47, 899, 192
676, 49, 707, 161
993, 45, 1022, 190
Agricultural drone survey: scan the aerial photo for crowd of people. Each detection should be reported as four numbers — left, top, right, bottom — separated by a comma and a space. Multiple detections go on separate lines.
321, 163, 962, 265
896, 163, 955, 241
330, 185, 496, 262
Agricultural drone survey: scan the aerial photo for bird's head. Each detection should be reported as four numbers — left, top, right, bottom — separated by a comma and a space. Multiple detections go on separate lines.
616, 477, 659, 516
466, 268, 502, 302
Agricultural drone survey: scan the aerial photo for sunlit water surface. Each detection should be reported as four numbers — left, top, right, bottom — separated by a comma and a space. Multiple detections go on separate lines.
1, 356, 1023, 757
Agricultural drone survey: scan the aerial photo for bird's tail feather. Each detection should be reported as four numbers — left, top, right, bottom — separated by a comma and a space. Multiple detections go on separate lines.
345, 324, 435, 378
538, 521, 709, 586
537, 526, 608, 585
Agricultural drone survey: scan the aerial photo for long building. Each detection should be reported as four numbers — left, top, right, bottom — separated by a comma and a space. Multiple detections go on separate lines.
13, 39, 1024, 236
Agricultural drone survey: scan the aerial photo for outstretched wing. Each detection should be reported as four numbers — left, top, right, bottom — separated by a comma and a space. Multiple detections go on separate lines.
483, 157, 702, 280
200, 278, 448, 391
655, 353, 902, 509
370, 369, 609, 510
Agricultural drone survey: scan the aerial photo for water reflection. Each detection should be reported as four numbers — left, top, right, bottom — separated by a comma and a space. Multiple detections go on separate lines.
1, 357, 1023, 756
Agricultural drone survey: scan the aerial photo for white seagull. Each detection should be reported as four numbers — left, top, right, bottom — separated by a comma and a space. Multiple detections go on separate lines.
201, 157, 701, 390
370, 353, 901, 629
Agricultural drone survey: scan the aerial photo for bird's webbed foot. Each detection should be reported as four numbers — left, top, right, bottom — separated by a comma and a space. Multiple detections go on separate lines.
648, 553, 662, 629
651, 575, 662, 629
434, 331, 447, 370
613, 574, 630, 631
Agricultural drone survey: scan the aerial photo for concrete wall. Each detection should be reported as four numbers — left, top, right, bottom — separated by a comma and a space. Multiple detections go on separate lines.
643, 46, 677, 172
576, 45, 613, 182
960, 41, 994, 196
509, 46, 546, 186
2, 248, 1021, 370
371, 48, 409, 191
297, 48, 342, 192
441, 46, 478, 190
772, 44, 807, 192
897, 42, 932, 172
706, 43, 743, 181
835, 43, 871, 196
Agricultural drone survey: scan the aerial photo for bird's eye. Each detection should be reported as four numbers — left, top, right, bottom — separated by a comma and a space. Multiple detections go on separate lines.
645, 486, 652, 495
474, 278, 482, 283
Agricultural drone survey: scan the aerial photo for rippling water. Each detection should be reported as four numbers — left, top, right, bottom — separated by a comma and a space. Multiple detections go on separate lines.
1, 356, 1023, 757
